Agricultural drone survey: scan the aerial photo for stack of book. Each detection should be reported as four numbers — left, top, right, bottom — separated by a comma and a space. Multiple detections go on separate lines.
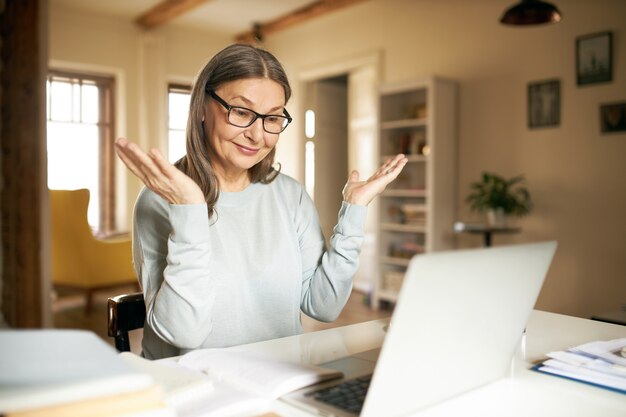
533, 337, 626, 394
0, 330, 172, 417
400, 204, 426, 226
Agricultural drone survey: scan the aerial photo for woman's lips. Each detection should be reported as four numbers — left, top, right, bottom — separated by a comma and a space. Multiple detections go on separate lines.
234, 143, 259, 156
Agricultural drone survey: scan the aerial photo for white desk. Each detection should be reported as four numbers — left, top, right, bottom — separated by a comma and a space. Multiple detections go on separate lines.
215, 310, 626, 416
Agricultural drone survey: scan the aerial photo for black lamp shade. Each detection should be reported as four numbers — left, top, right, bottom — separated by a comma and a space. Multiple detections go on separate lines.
500, 0, 562, 25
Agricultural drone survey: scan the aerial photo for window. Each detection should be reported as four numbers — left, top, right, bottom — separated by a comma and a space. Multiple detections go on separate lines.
304, 109, 316, 200
46, 71, 116, 234
168, 84, 191, 163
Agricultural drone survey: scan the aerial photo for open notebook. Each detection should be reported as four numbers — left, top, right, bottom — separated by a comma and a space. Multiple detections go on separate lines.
282, 241, 557, 417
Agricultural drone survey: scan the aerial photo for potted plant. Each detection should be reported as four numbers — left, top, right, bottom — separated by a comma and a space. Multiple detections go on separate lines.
466, 172, 532, 227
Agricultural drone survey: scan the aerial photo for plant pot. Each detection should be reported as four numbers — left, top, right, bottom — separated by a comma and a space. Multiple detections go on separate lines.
486, 208, 507, 228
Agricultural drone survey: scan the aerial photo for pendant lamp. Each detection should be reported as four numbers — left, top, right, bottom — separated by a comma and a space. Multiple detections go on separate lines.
500, 0, 562, 26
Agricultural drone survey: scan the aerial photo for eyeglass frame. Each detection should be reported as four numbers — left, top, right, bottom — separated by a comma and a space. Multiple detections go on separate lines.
206, 89, 293, 134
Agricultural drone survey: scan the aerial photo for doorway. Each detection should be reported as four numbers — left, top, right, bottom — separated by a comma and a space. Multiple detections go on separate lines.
305, 75, 348, 241
299, 53, 380, 293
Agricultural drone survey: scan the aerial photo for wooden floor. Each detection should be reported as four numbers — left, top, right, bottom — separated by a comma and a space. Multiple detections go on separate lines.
53, 286, 393, 356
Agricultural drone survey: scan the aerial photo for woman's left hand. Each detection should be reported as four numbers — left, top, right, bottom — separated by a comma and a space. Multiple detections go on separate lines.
342, 154, 408, 206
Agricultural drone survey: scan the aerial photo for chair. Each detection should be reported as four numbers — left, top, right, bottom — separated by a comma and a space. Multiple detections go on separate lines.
49, 189, 138, 313
107, 292, 146, 352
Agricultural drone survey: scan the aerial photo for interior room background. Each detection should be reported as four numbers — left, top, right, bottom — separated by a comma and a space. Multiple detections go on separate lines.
12, 0, 625, 325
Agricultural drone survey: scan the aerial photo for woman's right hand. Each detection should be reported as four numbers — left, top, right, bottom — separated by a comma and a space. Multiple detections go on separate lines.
115, 138, 205, 205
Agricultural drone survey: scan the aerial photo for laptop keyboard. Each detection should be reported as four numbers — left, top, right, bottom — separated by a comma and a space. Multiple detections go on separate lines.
307, 375, 372, 414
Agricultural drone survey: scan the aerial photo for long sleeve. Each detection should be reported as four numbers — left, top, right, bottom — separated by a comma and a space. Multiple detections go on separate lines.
133, 188, 215, 350
297, 189, 367, 322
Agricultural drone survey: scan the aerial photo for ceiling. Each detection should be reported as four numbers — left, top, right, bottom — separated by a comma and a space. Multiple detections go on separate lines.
51, 0, 327, 38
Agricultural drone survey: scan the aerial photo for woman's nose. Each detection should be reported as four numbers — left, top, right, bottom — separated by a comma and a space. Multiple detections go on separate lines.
245, 117, 265, 142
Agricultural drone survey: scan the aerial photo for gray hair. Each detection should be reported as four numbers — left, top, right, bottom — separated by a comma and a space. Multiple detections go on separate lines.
175, 43, 291, 217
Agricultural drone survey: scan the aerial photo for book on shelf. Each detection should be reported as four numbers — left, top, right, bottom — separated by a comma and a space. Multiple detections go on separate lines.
0, 329, 170, 417
176, 348, 343, 416
532, 337, 626, 394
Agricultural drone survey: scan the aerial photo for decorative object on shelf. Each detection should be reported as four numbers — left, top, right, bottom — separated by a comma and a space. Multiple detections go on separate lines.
396, 131, 426, 155
466, 172, 532, 227
389, 241, 424, 259
576, 31, 612, 86
600, 102, 626, 134
411, 103, 427, 119
528, 79, 560, 129
382, 271, 404, 292
500, 0, 562, 26
400, 204, 426, 226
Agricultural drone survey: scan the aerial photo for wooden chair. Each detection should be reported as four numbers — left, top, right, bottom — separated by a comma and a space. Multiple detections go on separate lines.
107, 292, 146, 352
50, 189, 138, 313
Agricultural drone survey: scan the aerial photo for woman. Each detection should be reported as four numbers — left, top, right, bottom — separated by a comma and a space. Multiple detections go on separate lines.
115, 44, 407, 360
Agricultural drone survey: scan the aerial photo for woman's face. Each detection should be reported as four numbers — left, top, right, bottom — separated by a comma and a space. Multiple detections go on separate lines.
204, 77, 286, 181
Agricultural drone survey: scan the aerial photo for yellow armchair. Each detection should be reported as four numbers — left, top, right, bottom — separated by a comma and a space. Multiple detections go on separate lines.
50, 189, 138, 313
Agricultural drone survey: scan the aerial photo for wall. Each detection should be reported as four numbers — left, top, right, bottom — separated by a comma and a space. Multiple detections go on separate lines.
265, 0, 626, 319
49, 0, 626, 319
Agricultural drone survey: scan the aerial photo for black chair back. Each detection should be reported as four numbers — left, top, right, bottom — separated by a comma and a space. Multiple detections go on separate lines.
107, 292, 146, 352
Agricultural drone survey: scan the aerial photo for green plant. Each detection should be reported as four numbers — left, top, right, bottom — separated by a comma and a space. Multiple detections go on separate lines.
466, 172, 532, 216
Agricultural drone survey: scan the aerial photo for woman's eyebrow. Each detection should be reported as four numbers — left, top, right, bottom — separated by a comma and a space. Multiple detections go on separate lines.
231, 95, 284, 113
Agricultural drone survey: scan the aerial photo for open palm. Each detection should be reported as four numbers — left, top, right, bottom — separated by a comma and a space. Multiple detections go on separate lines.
342, 154, 408, 206
114, 138, 205, 205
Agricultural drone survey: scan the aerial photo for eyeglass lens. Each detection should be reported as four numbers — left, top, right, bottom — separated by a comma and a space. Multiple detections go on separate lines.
228, 107, 289, 134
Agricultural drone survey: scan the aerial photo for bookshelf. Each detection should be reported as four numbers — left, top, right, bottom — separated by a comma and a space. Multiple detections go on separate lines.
373, 77, 458, 309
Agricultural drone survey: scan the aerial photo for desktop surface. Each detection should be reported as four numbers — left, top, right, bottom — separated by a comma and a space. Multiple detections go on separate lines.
268, 310, 626, 417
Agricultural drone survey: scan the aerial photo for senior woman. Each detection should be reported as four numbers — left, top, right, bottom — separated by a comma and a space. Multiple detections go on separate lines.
115, 43, 407, 360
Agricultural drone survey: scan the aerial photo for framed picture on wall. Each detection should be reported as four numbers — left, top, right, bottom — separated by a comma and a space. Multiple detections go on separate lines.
528, 79, 560, 129
576, 31, 613, 86
600, 102, 626, 134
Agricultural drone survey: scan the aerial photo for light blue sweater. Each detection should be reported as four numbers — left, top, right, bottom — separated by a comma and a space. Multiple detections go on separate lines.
132, 173, 366, 359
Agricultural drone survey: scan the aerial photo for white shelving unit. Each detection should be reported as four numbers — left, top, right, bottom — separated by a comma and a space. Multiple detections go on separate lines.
372, 77, 458, 309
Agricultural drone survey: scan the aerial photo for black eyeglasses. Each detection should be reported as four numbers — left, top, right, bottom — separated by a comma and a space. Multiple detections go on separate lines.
207, 90, 292, 134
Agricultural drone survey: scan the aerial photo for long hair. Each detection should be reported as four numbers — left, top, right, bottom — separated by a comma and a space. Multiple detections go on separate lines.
174, 44, 291, 217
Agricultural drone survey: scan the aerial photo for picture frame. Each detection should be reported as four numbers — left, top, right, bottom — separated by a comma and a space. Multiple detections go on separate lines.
576, 31, 613, 86
600, 102, 626, 134
528, 79, 560, 129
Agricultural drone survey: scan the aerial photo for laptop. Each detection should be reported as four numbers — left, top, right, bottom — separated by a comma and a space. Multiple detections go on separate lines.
282, 241, 557, 417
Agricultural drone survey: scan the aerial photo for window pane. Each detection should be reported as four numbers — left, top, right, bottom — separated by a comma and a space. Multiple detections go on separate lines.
168, 86, 191, 163
169, 92, 190, 129
72, 83, 81, 122
305, 109, 316, 138
168, 129, 186, 163
81, 84, 99, 124
50, 81, 72, 122
47, 121, 100, 228
305, 140, 315, 200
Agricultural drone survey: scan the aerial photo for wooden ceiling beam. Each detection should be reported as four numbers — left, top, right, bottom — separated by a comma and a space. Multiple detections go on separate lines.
235, 0, 368, 43
136, 0, 212, 30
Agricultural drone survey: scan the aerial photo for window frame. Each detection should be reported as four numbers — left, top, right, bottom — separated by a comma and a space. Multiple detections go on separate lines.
46, 70, 117, 234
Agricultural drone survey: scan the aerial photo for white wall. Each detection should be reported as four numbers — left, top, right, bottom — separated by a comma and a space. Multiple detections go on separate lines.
265, 0, 626, 319
49, 0, 626, 319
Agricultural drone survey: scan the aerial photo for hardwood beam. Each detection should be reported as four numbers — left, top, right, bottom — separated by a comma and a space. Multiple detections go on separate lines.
0, 0, 49, 327
136, 0, 212, 30
235, 0, 368, 44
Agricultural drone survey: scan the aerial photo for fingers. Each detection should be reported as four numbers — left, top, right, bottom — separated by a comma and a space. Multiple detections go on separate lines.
384, 154, 408, 176
372, 154, 407, 182
114, 139, 145, 180
348, 170, 360, 183
115, 138, 172, 185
